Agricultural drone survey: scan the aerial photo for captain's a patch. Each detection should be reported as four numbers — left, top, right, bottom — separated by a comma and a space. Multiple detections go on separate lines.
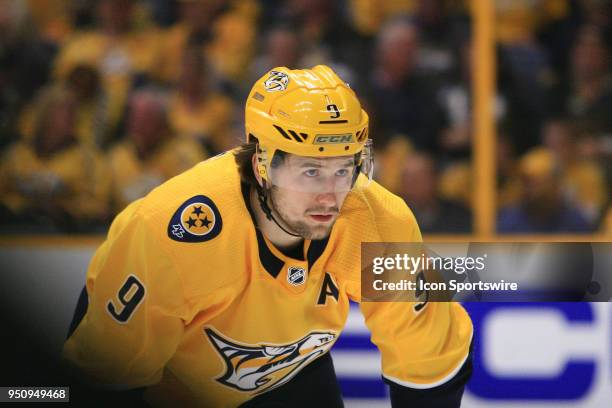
168, 195, 222, 242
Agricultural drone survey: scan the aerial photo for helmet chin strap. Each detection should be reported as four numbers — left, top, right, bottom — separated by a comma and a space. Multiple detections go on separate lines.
255, 182, 303, 238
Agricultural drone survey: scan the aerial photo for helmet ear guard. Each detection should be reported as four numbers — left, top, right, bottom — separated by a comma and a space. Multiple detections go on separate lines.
357, 139, 374, 185
255, 143, 269, 183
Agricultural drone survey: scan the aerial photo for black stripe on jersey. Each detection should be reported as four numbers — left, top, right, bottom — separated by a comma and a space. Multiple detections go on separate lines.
256, 229, 285, 278
240, 182, 257, 221
385, 341, 473, 407
242, 182, 285, 278
307, 236, 329, 271
241, 182, 331, 278
67, 286, 89, 339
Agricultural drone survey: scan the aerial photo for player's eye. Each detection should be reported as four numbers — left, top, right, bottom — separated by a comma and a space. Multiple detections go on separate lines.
304, 169, 319, 177
335, 168, 350, 177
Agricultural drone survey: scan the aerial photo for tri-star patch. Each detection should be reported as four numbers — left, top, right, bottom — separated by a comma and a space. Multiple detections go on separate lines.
168, 195, 222, 242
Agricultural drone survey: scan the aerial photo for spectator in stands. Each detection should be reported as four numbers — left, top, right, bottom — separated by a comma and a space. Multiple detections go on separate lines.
566, 25, 612, 149
53, 0, 162, 135
24, 0, 74, 44
247, 23, 357, 96
17, 64, 112, 150
375, 137, 414, 194
348, 0, 415, 37
438, 41, 507, 160
0, 0, 56, 149
542, 118, 608, 223
580, 0, 612, 45
157, 0, 225, 82
250, 26, 303, 81
496, 131, 522, 209
65, 64, 112, 148
281, 0, 367, 83
497, 148, 593, 233
168, 47, 236, 155
495, 0, 571, 48
108, 89, 206, 212
158, 0, 257, 88
0, 86, 111, 232
495, 0, 557, 154
366, 17, 448, 151
398, 152, 472, 233
412, 0, 470, 83
0, 0, 606, 239
437, 160, 472, 209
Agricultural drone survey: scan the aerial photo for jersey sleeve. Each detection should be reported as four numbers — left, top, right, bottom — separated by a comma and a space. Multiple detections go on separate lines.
360, 300, 473, 404
62, 200, 188, 388
357, 199, 473, 406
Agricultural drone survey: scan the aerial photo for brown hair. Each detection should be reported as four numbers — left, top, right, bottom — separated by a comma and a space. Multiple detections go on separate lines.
233, 137, 288, 188
233, 140, 259, 187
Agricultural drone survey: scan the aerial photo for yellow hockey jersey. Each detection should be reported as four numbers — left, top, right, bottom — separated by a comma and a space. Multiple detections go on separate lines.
63, 151, 472, 407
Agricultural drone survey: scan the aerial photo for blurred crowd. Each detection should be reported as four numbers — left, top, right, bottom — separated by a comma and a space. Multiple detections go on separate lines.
0, 0, 610, 234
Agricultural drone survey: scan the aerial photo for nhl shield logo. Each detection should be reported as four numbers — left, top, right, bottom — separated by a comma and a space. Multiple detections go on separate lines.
287, 266, 306, 286
264, 70, 289, 92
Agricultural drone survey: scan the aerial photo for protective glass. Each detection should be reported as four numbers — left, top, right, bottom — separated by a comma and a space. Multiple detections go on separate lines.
264, 140, 374, 193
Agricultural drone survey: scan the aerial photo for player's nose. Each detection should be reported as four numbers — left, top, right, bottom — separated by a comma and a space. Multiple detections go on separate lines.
315, 192, 337, 207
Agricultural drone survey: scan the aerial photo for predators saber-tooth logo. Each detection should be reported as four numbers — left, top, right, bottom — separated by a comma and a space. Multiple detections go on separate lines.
263, 70, 289, 92
205, 328, 336, 394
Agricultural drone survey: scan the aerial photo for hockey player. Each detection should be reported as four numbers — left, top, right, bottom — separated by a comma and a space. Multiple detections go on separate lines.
63, 65, 473, 407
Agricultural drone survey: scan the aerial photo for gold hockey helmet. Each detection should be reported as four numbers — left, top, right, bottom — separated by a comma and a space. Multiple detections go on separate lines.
245, 65, 372, 189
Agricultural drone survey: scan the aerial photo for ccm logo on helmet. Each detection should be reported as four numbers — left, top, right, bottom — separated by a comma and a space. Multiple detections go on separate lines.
314, 134, 354, 144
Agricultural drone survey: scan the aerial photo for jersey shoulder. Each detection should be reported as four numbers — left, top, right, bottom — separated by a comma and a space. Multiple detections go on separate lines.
105, 151, 251, 299
328, 178, 422, 286
137, 151, 239, 215
347, 177, 422, 242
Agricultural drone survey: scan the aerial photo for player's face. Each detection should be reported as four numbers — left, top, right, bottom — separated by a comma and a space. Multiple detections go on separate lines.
269, 154, 355, 240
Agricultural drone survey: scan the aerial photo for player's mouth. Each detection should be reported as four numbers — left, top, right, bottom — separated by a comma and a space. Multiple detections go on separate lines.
309, 214, 335, 223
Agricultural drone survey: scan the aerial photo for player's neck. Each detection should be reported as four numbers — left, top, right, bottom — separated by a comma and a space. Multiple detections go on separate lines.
249, 187, 304, 251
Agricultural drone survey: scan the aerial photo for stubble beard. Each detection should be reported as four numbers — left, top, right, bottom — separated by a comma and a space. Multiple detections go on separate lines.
269, 187, 335, 240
